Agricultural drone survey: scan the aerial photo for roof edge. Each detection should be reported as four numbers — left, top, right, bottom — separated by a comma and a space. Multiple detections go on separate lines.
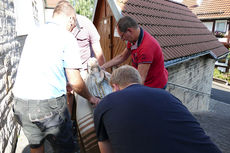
93, 0, 122, 21
107, 0, 123, 21
200, 17, 230, 21
216, 52, 229, 60
92, 0, 98, 21
165, 51, 217, 68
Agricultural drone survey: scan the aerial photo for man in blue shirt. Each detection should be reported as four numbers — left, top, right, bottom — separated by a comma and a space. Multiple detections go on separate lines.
13, 1, 99, 153
94, 65, 221, 153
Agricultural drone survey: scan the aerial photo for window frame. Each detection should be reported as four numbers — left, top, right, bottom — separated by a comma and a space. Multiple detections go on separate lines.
215, 20, 228, 33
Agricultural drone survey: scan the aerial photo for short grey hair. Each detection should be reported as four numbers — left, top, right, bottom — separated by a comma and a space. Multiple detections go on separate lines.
53, 0, 75, 17
117, 16, 138, 32
110, 65, 142, 87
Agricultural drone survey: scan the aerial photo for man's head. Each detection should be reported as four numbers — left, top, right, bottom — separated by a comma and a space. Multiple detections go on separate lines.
52, 1, 76, 31
117, 16, 140, 43
110, 65, 142, 91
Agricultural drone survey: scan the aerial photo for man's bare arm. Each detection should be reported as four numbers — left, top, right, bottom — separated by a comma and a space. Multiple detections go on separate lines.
92, 42, 106, 66
98, 140, 114, 153
101, 48, 131, 70
137, 63, 151, 85
65, 68, 99, 106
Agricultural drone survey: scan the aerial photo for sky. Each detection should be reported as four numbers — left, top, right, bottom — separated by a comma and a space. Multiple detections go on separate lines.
172, 0, 203, 6
171, 0, 183, 3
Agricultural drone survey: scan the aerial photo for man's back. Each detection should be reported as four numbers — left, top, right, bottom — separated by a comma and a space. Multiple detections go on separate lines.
94, 84, 221, 153
13, 22, 82, 99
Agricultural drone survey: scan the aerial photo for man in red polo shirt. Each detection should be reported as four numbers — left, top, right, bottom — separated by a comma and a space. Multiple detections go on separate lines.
101, 16, 168, 89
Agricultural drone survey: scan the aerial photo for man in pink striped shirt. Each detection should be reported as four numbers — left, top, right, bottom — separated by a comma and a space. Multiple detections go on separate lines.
67, 14, 105, 117
72, 14, 105, 70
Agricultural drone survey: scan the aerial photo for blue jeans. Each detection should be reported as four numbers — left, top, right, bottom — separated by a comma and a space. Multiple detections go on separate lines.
13, 95, 76, 153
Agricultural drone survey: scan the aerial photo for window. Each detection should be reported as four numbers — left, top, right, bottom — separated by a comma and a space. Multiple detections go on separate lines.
215, 20, 227, 33
203, 22, 213, 32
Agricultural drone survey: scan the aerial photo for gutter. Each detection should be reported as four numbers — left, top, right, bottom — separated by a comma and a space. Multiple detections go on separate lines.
164, 50, 217, 68
216, 52, 229, 60
200, 17, 230, 21
165, 50, 229, 68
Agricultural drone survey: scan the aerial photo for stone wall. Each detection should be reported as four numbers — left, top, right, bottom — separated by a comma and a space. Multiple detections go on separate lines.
0, 0, 25, 152
167, 56, 215, 112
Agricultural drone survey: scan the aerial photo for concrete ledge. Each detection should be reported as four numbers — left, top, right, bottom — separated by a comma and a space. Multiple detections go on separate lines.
212, 81, 230, 90
213, 78, 228, 85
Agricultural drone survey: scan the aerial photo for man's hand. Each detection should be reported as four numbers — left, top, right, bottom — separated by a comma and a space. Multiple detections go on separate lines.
66, 83, 74, 94
100, 65, 106, 70
89, 96, 100, 108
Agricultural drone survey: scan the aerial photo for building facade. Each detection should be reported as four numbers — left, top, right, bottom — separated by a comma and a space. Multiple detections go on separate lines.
0, 0, 45, 152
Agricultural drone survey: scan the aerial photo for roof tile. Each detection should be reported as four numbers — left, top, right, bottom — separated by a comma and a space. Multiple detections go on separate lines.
116, 0, 229, 61
45, 0, 62, 8
182, 0, 230, 19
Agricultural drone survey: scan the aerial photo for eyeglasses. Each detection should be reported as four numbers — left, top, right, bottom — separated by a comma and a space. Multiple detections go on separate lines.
120, 31, 127, 40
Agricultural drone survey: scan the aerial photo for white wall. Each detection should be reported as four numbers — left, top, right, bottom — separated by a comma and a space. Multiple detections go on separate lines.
14, 0, 45, 35
0, 0, 21, 152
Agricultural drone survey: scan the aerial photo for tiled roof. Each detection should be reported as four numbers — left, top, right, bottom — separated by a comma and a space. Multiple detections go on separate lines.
45, 0, 62, 8
116, 0, 229, 61
181, 0, 198, 9
182, 0, 230, 20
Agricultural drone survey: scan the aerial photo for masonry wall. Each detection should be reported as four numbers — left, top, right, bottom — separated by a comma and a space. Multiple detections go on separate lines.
166, 56, 216, 112
0, 0, 24, 152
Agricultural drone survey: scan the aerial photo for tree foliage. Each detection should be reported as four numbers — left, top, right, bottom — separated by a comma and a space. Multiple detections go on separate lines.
69, 0, 95, 20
